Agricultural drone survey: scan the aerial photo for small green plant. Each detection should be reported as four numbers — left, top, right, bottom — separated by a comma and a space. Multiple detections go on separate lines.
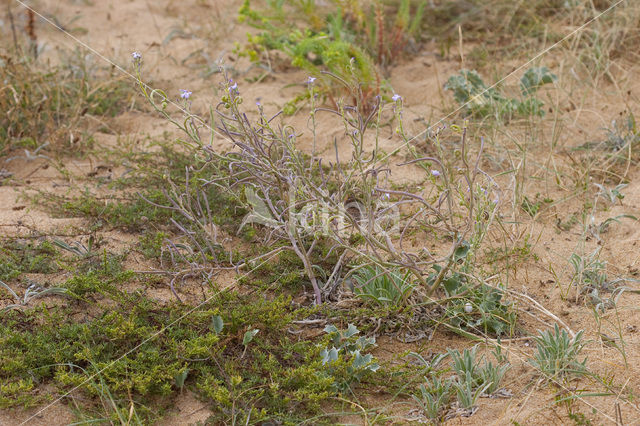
351, 265, 416, 308
439, 270, 516, 336
521, 195, 552, 217
67, 362, 148, 424
0, 240, 59, 281
449, 346, 482, 386
530, 324, 587, 381
444, 66, 556, 119
447, 346, 509, 412
0, 281, 68, 315
591, 214, 637, 237
594, 183, 627, 205
53, 236, 97, 258
590, 286, 640, 314
412, 375, 453, 423
477, 358, 510, 395
491, 336, 509, 364
574, 114, 640, 171
568, 248, 608, 300
448, 345, 509, 395
241, 328, 259, 358
452, 371, 491, 410
320, 323, 380, 392
412, 345, 509, 421
408, 351, 449, 376
602, 114, 639, 152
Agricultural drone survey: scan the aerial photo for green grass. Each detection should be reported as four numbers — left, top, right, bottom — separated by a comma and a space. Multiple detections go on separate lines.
0, 52, 133, 156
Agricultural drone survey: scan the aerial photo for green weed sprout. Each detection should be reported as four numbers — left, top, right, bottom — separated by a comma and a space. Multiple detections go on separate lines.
453, 371, 491, 410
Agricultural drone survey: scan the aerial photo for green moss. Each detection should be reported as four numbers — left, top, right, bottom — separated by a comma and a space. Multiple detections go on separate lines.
0, 286, 381, 423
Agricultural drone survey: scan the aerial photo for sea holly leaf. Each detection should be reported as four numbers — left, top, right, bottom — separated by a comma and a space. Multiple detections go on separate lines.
352, 350, 376, 370
344, 323, 359, 339
520, 67, 557, 95
355, 336, 376, 351
324, 324, 339, 334
321, 347, 340, 364
351, 350, 366, 368
444, 70, 505, 116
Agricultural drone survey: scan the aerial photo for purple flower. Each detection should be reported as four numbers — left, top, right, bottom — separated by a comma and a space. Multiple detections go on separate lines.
132, 51, 142, 61
307, 76, 316, 84
228, 80, 239, 96
431, 170, 441, 177
180, 89, 192, 100
392, 93, 401, 102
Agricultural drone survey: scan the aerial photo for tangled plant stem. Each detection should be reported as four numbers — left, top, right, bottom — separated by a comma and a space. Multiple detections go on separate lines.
134, 60, 500, 305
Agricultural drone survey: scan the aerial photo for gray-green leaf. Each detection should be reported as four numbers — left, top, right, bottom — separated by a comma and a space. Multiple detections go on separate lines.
211, 315, 224, 335
243, 328, 259, 346
520, 67, 557, 95
321, 347, 340, 364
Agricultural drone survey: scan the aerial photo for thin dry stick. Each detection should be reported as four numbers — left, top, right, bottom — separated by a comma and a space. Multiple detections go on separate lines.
25, 8, 37, 58
7, 1, 19, 53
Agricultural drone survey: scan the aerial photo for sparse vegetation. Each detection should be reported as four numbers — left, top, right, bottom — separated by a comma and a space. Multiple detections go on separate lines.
2, 0, 640, 424
0, 52, 132, 156
444, 66, 557, 119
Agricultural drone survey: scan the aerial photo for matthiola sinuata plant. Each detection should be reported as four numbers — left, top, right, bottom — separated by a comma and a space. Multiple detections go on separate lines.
134, 54, 500, 305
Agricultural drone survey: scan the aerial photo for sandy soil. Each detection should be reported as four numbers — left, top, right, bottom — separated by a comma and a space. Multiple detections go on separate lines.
2, 0, 640, 424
